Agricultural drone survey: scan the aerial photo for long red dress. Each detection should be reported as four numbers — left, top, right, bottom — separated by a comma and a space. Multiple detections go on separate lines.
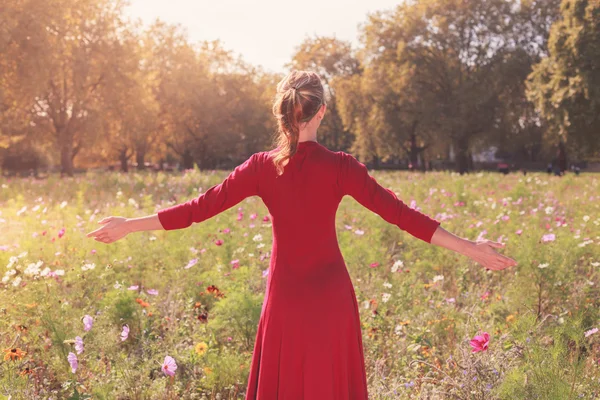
157, 141, 441, 399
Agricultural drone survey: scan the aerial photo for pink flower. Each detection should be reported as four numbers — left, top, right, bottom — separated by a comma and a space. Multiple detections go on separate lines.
250, 213, 257, 220
214, 239, 223, 246
369, 262, 380, 268
67, 352, 78, 373
74, 336, 84, 354
480, 291, 490, 301
128, 285, 139, 290
541, 233, 556, 243
515, 229, 523, 235
185, 258, 199, 269
222, 228, 231, 234
58, 228, 66, 238
470, 331, 490, 353
162, 355, 177, 377
237, 212, 244, 221
82, 315, 93, 332
120, 324, 129, 341
263, 215, 270, 222
146, 289, 158, 296
231, 259, 240, 269
91, 249, 96, 254
585, 327, 598, 338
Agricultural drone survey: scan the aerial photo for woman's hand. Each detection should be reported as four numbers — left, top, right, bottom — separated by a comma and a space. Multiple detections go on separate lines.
465, 239, 517, 271
86, 216, 130, 244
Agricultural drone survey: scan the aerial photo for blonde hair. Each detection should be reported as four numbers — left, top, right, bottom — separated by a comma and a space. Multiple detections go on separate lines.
271, 70, 326, 175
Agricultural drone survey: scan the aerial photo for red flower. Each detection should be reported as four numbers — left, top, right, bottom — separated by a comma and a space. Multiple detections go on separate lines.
214, 239, 223, 246
369, 262, 379, 268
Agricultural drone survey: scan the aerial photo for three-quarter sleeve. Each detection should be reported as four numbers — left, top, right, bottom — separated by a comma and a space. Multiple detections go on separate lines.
337, 152, 440, 243
157, 153, 261, 230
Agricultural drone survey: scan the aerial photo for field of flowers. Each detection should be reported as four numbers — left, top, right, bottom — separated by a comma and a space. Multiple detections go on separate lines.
0, 168, 599, 399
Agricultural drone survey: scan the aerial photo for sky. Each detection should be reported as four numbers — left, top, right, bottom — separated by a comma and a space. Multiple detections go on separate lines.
124, 0, 402, 74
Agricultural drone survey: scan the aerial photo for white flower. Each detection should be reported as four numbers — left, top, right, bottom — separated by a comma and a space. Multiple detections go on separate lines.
394, 324, 403, 335
433, 275, 444, 283
362, 300, 370, 309
149, 236, 157, 241
583, 215, 590, 222
354, 229, 365, 235
82, 263, 96, 271
12, 276, 22, 287
253, 234, 263, 242
383, 281, 392, 289
54, 269, 65, 276
545, 206, 554, 215
256, 243, 265, 249
538, 263, 549, 269
382, 293, 391, 303
1, 275, 9, 284
391, 260, 404, 273
591, 262, 600, 267
40, 267, 51, 277
114, 281, 122, 289
60, 201, 68, 209
7, 256, 18, 269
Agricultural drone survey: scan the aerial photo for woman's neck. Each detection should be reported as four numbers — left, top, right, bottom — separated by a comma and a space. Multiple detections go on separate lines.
298, 128, 318, 142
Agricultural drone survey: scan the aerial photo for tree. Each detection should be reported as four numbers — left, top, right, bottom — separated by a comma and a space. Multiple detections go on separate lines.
527, 0, 600, 165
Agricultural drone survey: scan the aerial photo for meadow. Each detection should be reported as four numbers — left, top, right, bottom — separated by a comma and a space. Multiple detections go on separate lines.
0, 168, 599, 399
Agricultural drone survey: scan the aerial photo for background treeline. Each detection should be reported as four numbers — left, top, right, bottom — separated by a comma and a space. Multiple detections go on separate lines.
1, 0, 599, 176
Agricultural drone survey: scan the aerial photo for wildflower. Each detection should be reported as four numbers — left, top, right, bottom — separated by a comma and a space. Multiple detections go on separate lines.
541, 233, 556, 243
250, 213, 257, 220
382, 293, 391, 303
262, 269, 269, 278
146, 289, 158, 296
128, 285, 139, 290
214, 239, 223, 246
253, 234, 263, 242
120, 324, 129, 341
354, 229, 364, 235
237, 212, 244, 221
185, 258, 199, 269
135, 298, 150, 308
516, 229, 523, 235
585, 327, 598, 338
74, 336, 84, 354
67, 352, 78, 373
81, 263, 95, 271
470, 331, 490, 353
231, 259, 240, 269
58, 228, 66, 238
82, 315, 93, 332
203, 366, 213, 375
383, 281, 392, 289
391, 260, 404, 273
538, 263, 549, 269
195, 342, 208, 356
369, 262, 379, 268
162, 355, 177, 377
262, 215, 270, 222
3, 347, 27, 361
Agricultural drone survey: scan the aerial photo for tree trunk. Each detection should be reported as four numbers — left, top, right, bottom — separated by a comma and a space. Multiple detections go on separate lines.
59, 131, 74, 177
455, 137, 470, 175
120, 148, 129, 173
409, 133, 418, 171
558, 139, 568, 172
181, 149, 194, 170
136, 150, 146, 171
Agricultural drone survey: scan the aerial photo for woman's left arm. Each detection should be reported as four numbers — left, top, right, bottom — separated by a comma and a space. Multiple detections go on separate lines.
429, 225, 518, 271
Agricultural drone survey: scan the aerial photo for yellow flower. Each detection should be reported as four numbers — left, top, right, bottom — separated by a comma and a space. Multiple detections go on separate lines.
195, 342, 208, 356
203, 367, 213, 375
506, 314, 515, 323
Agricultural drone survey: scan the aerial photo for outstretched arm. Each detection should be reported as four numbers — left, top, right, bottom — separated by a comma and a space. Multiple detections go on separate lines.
338, 152, 441, 243
86, 153, 261, 243
337, 152, 517, 271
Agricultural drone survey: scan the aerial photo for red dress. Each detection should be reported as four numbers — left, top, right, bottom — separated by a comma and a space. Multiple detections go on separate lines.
157, 141, 441, 399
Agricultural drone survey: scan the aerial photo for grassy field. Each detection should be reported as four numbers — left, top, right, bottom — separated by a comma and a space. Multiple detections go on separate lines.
0, 169, 599, 399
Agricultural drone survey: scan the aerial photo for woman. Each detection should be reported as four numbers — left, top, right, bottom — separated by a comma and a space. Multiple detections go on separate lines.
87, 70, 517, 399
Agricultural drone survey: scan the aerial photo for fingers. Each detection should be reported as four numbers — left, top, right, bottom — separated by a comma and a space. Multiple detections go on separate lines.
486, 240, 505, 249
86, 227, 106, 238
98, 216, 114, 224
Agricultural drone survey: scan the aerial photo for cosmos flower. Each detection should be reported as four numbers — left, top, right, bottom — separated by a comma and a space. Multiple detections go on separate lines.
120, 324, 129, 341
185, 258, 199, 269
162, 355, 177, 377
82, 315, 93, 332
74, 336, 84, 354
146, 289, 158, 296
584, 327, 598, 338
470, 331, 490, 353
58, 228, 66, 238
67, 352, 78, 373
541, 233, 556, 243
214, 239, 223, 246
